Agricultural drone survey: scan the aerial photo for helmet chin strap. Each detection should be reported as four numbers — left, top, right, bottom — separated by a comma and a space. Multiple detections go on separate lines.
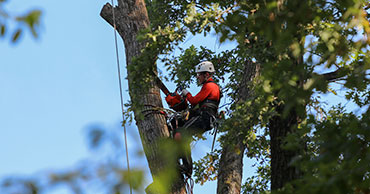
201, 74, 212, 84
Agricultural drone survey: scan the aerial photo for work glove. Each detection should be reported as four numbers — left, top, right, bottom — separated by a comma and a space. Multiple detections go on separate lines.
181, 89, 189, 96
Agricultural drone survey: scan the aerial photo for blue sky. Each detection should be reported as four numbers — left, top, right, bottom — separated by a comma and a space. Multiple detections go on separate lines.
0, 0, 241, 193
0, 0, 122, 178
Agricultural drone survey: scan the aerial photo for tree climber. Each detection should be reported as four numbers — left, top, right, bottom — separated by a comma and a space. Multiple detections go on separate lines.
174, 61, 221, 177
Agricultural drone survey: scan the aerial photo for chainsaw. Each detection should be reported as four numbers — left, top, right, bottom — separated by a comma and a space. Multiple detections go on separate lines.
154, 74, 188, 112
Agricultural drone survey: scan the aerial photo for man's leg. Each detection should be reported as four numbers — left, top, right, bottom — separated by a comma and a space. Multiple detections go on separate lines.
174, 127, 193, 177
174, 114, 210, 177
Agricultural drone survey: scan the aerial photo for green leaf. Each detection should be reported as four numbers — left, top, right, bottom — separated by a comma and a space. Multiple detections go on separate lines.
123, 170, 144, 190
15, 10, 42, 38
0, 24, 5, 36
11, 29, 22, 43
26, 10, 42, 37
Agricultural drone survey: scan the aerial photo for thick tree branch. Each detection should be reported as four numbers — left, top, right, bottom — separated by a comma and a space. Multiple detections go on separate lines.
320, 69, 345, 81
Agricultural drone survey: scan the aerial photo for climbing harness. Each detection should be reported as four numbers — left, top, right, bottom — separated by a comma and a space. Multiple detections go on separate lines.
110, 0, 132, 194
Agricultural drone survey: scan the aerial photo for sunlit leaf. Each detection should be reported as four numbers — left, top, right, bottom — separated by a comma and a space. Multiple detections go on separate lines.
328, 88, 337, 95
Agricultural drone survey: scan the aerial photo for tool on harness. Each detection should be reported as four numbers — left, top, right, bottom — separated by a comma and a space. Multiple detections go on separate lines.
166, 111, 189, 136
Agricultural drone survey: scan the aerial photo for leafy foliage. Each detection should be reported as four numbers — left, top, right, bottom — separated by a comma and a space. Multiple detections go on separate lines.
125, 0, 370, 192
0, 1, 42, 43
2, 0, 370, 193
140, 0, 370, 193
193, 151, 220, 185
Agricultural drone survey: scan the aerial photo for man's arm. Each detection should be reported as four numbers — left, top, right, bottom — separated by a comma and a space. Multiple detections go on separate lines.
185, 85, 212, 106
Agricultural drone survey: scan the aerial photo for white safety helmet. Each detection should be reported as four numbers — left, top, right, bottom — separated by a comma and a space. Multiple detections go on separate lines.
195, 61, 215, 73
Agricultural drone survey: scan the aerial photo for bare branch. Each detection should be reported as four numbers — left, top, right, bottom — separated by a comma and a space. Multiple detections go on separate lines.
195, 5, 206, 12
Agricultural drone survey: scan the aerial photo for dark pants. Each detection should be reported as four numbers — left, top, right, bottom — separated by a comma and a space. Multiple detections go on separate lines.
174, 111, 213, 176
174, 110, 213, 138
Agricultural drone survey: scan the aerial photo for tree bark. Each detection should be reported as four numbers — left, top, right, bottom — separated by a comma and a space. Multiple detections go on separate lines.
269, 107, 301, 190
217, 61, 260, 194
269, 55, 304, 190
100, 1, 186, 193
217, 142, 245, 194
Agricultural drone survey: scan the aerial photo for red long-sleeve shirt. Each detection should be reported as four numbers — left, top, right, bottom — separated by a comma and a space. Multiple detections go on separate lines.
186, 78, 220, 106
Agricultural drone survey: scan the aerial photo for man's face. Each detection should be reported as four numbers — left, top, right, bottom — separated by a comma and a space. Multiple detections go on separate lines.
197, 72, 207, 84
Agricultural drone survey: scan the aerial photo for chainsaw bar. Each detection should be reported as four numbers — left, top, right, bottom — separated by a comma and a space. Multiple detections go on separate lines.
153, 73, 170, 96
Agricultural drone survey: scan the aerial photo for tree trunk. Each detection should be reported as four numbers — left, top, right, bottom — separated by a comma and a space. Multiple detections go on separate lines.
100, 1, 186, 193
217, 142, 245, 194
269, 55, 304, 190
269, 106, 301, 190
217, 61, 260, 194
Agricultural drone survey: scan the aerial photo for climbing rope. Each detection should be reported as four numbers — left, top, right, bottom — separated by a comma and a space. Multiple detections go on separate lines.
185, 177, 194, 194
211, 120, 218, 152
110, 1, 132, 194
141, 104, 170, 118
